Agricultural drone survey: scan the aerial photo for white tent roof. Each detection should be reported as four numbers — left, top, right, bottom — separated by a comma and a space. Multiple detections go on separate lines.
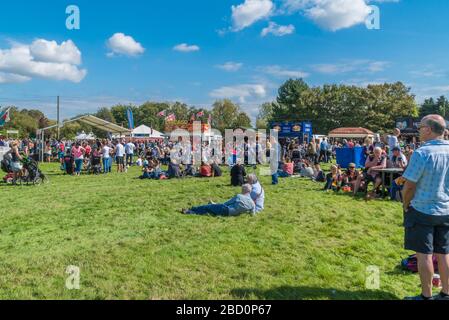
132, 125, 164, 138
75, 131, 96, 141
78, 115, 132, 134
39, 114, 132, 135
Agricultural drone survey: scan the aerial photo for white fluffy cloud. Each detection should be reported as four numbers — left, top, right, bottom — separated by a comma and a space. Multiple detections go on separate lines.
229, 0, 398, 33
0, 39, 87, 84
232, 0, 274, 31
261, 21, 295, 36
259, 65, 309, 78
30, 39, 82, 65
313, 60, 389, 74
173, 43, 200, 53
107, 33, 145, 57
210, 84, 266, 103
0, 72, 30, 84
216, 62, 243, 72
282, 0, 372, 31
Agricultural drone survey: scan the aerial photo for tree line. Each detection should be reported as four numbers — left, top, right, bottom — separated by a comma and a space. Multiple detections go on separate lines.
256, 79, 426, 134
0, 100, 252, 139
1, 79, 448, 138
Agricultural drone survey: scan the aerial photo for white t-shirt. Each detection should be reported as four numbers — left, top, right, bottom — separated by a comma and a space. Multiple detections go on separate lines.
102, 146, 111, 159
125, 142, 135, 154
115, 144, 125, 157
387, 135, 399, 150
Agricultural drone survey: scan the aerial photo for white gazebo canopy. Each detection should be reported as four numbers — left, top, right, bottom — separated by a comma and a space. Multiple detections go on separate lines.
132, 125, 164, 139
37, 114, 132, 161
75, 131, 96, 141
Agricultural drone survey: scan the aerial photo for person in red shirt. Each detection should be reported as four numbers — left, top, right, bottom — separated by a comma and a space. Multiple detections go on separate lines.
200, 162, 212, 177
58, 142, 66, 165
83, 142, 92, 158
278, 157, 294, 177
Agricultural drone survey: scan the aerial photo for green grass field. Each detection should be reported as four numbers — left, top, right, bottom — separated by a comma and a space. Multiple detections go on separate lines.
0, 163, 422, 300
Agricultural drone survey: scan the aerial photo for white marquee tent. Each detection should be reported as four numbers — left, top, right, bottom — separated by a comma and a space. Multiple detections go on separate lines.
75, 131, 96, 141
37, 115, 131, 162
132, 125, 164, 140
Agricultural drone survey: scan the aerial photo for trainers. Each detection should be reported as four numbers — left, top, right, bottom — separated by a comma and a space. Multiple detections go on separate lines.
434, 292, 449, 301
404, 294, 434, 301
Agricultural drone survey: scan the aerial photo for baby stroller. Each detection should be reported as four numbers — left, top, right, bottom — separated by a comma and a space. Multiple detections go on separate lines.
18, 157, 47, 185
89, 154, 102, 175
1, 153, 15, 184
63, 154, 75, 175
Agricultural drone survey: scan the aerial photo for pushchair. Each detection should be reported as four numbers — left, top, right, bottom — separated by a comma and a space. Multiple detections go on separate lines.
17, 156, 47, 185
1, 153, 14, 184
88, 155, 102, 175
63, 154, 75, 175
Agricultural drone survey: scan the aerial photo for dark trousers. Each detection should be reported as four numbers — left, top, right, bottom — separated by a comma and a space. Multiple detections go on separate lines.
126, 154, 133, 166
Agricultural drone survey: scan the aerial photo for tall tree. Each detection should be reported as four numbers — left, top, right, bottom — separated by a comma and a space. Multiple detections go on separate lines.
211, 99, 252, 133
234, 112, 252, 128
96, 107, 116, 123
436, 96, 449, 118
256, 102, 275, 129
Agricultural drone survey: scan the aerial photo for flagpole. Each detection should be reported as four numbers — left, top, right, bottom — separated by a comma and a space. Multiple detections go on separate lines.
57, 96, 60, 140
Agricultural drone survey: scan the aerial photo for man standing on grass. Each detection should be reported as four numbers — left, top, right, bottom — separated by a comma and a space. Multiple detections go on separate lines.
125, 140, 136, 167
115, 139, 126, 173
402, 115, 449, 300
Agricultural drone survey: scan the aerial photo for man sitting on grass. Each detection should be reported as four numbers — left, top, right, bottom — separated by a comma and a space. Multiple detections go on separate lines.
182, 184, 256, 216
247, 174, 265, 213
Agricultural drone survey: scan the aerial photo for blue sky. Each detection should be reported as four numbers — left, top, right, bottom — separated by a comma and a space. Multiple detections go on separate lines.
0, 0, 449, 122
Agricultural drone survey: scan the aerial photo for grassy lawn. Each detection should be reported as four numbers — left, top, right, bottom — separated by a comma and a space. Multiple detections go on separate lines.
0, 163, 421, 300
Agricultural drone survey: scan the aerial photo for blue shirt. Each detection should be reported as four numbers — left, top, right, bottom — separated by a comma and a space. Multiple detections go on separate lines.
225, 194, 256, 216
320, 141, 328, 151
403, 139, 449, 216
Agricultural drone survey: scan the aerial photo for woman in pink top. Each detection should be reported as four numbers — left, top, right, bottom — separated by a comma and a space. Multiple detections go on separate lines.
283, 158, 294, 176
71, 143, 86, 176
278, 157, 294, 178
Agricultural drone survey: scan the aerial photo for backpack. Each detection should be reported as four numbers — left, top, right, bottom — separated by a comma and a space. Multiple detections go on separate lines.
401, 254, 439, 273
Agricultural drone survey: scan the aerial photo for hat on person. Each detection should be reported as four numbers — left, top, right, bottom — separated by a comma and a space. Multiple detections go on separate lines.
392, 147, 401, 152
348, 163, 356, 168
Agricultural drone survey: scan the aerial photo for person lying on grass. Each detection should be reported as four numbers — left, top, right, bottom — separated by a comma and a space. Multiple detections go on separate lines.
182, 184, 256, 216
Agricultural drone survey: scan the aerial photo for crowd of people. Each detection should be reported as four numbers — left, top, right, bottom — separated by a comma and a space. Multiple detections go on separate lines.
271, 130, 423, 201
2, 114, 449, 300
0, 128, 430, 200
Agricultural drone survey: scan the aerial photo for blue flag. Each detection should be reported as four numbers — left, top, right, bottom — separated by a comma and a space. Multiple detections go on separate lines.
126, 108, 135, 129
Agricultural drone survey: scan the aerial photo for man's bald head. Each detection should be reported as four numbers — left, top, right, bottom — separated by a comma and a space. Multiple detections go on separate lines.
422, 115, 447, 136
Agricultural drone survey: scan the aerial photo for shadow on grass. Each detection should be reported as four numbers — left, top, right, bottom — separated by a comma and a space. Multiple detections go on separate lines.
231, 286, 400, 300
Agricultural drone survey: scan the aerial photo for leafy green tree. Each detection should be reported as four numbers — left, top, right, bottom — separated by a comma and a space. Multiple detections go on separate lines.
269, 81, 418, 134
211, 99, 252, 133
435, 96, 449, 118
110, 104, 132, 127
256, 102, 275, 129
277, 78, 310, 107
96, 107, 116, 123
234, 112, 252, 128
